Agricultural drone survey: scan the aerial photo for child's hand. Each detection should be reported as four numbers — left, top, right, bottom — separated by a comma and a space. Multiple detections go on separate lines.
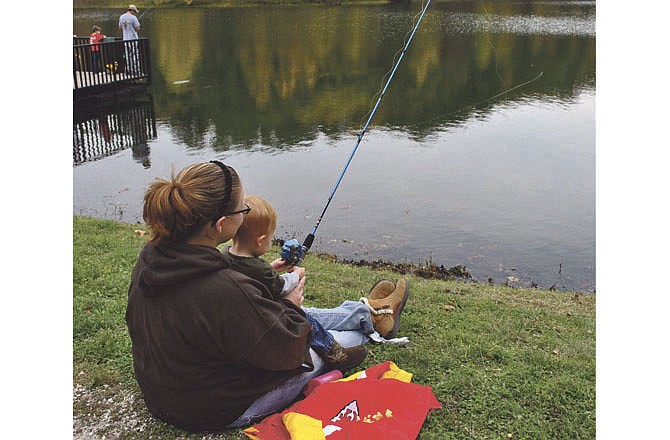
270, 258, 290, 272
288, 266, 306, 280
271, 259, 306, 279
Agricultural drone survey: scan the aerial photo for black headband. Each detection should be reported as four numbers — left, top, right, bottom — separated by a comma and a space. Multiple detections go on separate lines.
209, 160, 233, 213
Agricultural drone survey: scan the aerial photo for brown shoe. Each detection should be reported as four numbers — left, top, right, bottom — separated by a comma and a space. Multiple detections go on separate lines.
367, 278, 409, 339
368, 279, 396, 300
324, 342, 368, 372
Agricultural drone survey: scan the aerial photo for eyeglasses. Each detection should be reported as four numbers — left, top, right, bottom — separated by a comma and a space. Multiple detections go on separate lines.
221, 203, 251, 217
211, 203, 251, 225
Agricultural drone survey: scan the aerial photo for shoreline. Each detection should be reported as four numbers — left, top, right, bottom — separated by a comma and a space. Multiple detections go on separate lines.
317, 254, 594, 294
273, 239, 595, 294
75, 215, 595, 293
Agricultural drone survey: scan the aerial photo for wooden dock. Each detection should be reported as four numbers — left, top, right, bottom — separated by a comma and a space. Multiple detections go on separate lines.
73, 37, 152, 102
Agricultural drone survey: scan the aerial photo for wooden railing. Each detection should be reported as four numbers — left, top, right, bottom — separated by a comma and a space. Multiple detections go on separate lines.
73, 37, 152, 92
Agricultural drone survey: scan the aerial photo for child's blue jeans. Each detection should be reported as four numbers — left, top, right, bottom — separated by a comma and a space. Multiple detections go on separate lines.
306, 315, 336, 355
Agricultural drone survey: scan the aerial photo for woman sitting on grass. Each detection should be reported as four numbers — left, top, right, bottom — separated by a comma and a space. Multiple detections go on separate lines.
125, 161, 410, 432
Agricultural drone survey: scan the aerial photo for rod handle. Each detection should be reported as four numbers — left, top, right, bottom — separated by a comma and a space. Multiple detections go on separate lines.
302, 233, 315, 251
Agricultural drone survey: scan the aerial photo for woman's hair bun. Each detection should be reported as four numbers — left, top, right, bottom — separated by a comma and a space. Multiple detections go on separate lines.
142, 162, 242, 244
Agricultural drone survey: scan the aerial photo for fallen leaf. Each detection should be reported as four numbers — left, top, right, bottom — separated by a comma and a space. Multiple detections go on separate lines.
442, 304, 456, 311
133, 229, 147, 237
552, 348, 561, 356
507, 276, 520, 283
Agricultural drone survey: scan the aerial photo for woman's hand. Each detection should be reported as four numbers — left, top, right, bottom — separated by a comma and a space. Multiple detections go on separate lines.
288, 266, 306, 280
284, 276, 306, 307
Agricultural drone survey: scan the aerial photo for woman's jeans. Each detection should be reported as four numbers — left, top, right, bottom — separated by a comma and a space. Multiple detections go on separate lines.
226, 300, 373, 428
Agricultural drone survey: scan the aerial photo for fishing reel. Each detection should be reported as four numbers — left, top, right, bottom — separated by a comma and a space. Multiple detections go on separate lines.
281, 234, 314, 267
281, 239, 307, 267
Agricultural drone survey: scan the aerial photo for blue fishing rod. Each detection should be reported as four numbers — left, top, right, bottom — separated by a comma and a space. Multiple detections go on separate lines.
282, 0, 432, 266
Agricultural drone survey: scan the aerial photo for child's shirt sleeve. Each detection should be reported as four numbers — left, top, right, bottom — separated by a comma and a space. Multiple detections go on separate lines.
252, 259, 287, 299
224, 249, 288, 300
280, 272, 300, 296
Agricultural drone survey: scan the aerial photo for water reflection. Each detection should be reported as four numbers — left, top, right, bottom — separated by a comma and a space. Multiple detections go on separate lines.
73, 95, 157, 168
73, 3, 595, 151
72, 2, 595, 291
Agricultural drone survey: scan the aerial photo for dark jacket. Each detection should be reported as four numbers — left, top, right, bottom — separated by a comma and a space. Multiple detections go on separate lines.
125, 241, 313, 431
223, 247, 286, 299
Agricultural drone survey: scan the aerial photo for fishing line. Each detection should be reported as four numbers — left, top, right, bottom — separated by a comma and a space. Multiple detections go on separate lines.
404, 3, 545, 132
138, 8, 152, 21
283, 0, 433, 264
359, 0, 430, 130
472, 70, 543, 106
405, 70, 544, 131
480, 3, 504, 82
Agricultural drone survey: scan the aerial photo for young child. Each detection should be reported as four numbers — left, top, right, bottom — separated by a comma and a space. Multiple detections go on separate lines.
89, 25, 106, 73
225, 195, 368, 372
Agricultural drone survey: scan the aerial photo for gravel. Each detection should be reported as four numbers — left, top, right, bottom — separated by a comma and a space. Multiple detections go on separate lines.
73, 382, 239, 439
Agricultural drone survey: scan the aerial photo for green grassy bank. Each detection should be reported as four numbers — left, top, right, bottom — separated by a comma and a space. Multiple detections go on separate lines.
73, 216, 595, 438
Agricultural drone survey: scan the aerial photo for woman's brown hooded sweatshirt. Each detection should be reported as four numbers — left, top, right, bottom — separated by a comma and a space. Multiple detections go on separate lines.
125, 241, 313, 432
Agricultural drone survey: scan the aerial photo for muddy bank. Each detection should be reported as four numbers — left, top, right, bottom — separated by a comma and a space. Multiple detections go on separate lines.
324, 254, 474, 281
274, 239, 586, 291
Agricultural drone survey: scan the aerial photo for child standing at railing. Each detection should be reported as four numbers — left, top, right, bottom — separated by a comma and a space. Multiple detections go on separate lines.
89, 25, 105, 73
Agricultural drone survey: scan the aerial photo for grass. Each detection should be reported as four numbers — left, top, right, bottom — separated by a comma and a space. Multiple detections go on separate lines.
73, 216, 595, 439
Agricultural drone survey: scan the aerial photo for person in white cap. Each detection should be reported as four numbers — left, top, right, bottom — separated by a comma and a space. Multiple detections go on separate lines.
119, 5, 141, 41
118, 5, 142, 75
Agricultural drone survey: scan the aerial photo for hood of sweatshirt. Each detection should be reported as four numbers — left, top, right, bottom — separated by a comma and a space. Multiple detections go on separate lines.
134, 241, 231, 297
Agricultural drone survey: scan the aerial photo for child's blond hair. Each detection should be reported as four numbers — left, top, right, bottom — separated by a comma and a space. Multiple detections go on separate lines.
234, 195, 277, 244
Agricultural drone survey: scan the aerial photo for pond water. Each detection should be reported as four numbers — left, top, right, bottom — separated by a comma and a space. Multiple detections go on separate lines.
73, 1, 596, 292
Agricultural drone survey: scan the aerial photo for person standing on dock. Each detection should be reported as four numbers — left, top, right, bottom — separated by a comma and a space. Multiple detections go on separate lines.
119, 5, 141, 40
119, 5, 141, 75
89, 26, 106, 74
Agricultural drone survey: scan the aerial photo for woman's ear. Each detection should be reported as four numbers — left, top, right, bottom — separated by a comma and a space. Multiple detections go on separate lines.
214, 216, 227, 232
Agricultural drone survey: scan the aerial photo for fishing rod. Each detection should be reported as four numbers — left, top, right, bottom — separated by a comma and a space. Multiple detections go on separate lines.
138, 7, 152, 21
281, 0, 433, 266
